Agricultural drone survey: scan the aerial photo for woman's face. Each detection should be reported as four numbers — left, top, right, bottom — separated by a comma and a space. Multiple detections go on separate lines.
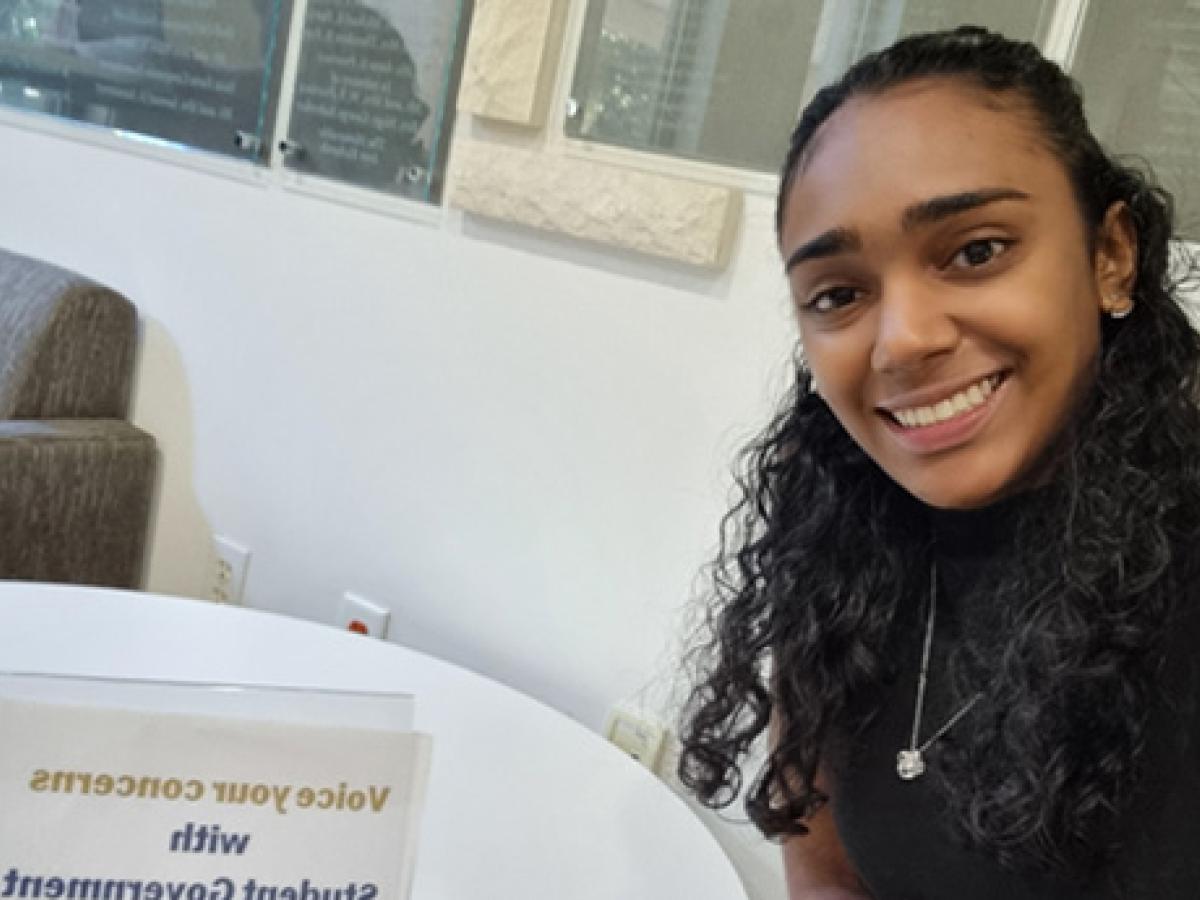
779, 79, 1133, 509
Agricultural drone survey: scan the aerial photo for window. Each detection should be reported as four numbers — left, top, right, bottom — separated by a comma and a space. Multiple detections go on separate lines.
0, 0, 472, 204
566, 0, 1200, 236
566, 1, 1052, 172
1070, 0, 1200, 234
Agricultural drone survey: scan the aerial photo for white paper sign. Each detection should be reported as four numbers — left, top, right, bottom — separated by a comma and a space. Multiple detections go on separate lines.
0, 678, 432, 900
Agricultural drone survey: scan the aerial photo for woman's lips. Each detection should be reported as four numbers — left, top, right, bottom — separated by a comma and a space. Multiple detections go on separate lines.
879, 372, 1009, 454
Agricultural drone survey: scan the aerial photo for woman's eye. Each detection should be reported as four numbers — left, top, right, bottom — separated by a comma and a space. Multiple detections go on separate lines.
951, 238, 1009, 269
806, 285, 861, 313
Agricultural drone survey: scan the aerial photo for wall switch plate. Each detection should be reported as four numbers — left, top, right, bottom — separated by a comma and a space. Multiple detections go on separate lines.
604, 708, 665, 771
212, 535, 251, 605
339, 592, 390, 639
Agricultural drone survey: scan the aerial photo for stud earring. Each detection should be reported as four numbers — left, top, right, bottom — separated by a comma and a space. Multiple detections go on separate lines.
1108, 295, 1134, 319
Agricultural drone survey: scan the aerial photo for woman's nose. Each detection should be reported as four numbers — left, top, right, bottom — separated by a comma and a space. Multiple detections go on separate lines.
870, 281, 959, 374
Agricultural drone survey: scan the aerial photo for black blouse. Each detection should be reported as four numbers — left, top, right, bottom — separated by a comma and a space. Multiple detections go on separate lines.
830, 495, 1200, 899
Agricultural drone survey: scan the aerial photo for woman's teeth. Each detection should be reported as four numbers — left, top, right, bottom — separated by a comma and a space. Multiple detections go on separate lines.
893, 374, 1002, 429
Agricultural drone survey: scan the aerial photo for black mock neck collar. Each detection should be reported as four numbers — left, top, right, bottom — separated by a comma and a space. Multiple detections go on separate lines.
926, 487, 1049, 565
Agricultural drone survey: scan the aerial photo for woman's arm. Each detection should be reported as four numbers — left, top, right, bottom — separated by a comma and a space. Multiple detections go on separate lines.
770, 685, 870, 897
781, 788, 871, 899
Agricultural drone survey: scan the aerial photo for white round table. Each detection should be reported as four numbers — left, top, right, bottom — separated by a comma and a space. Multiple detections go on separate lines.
0, 583, 747, 900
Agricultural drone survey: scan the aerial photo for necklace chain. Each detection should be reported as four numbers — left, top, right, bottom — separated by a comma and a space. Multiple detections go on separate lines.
897, 562, 983, 781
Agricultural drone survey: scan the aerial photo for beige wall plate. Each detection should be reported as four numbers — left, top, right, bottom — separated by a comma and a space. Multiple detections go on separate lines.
451, 139, 742, 269
458, 0, 566, 127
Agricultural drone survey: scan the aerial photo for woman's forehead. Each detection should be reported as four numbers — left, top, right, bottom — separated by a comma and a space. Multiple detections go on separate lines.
803, 78, 1045, 172
783, 79, 1061, 238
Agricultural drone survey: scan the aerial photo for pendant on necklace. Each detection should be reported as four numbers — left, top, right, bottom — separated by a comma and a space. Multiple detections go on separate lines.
896, 749, 925, 780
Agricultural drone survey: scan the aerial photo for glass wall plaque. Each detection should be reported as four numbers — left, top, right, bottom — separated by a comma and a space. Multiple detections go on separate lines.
0, 0, 290, 159
281, 0, 470, 203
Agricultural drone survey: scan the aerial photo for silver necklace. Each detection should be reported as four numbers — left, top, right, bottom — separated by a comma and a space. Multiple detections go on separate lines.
896, 563, 983, 781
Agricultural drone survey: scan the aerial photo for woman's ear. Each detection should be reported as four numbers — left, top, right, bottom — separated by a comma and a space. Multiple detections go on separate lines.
1095, 202, 1138, 317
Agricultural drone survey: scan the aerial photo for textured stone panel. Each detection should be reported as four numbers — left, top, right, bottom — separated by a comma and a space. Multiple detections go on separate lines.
458, 0, 563, 127
451, 141, 742, 269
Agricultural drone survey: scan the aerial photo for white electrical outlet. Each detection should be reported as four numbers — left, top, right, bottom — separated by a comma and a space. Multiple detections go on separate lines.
212, 535, 251, 604
339, 592, 390, 639
604, 708, 666, 771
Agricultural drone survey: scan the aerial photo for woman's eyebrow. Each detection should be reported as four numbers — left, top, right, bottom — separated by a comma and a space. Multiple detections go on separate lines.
901, 187, 1030, 230
784, 189, 1030, 273
784, 226, 861, 272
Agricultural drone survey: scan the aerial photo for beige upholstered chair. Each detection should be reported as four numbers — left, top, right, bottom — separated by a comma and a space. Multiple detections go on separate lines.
0, 248, 156, 587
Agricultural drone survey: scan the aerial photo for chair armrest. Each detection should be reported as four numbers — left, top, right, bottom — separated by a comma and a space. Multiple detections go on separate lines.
0, 419, 157, 587
0, 248, 136, 419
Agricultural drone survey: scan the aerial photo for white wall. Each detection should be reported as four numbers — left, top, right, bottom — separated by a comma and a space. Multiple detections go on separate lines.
0, 116, 794, 896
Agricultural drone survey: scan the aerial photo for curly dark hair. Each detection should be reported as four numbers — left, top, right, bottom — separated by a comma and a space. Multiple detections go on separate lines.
678, 26, 1200, 875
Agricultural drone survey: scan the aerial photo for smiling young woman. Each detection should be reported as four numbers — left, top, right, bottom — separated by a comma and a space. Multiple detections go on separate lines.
679, 26, 1200, 900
